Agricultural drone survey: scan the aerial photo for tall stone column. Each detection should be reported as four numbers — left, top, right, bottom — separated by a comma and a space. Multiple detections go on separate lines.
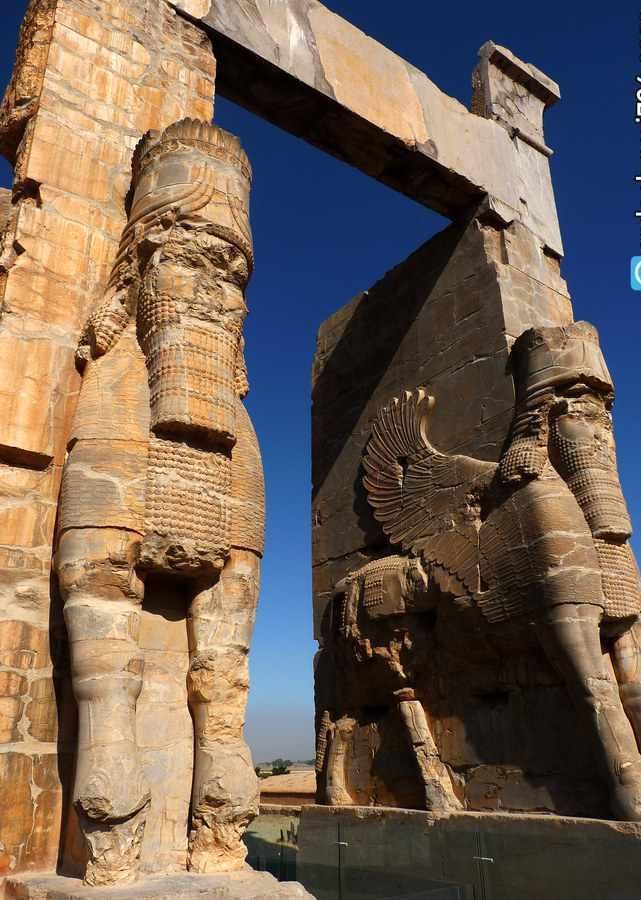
56, 119, 264, 885
0, 0, 216, 880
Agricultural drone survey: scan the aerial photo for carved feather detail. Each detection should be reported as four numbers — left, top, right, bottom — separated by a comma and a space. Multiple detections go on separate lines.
363, 388, 496, 594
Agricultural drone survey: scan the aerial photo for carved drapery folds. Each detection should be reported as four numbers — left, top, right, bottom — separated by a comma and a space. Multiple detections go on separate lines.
318, 322, 641, 822
55, 120, 264, 885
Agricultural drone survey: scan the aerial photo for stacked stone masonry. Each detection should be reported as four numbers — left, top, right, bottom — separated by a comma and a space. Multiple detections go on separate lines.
0, 0, 216, 884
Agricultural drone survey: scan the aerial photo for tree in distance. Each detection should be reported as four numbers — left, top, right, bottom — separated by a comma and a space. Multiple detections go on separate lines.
271, 758, 292, 776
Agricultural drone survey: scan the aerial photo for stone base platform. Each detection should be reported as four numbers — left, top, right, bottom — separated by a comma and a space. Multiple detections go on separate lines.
4, 870, 314, 900
297, 805, 641, 900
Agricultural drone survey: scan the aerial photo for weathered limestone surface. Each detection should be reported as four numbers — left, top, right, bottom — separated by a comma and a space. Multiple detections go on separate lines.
0, 190, 11, 234
314, 299, 641, 818
472, 41, 559, 155
1, 0, 633, 892
5, 870, 313, 899
54, 119, 265, 886
311, 44, 640, 819
298, 805, 641, 900
312, 216, 572, 634
0, 0, 215, 883
169, 1, 562, 255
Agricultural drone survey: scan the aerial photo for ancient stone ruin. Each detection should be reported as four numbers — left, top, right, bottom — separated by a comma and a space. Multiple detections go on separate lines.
0, 0, 638, 898
314, 325, 641, 819
56, 118, 265, 885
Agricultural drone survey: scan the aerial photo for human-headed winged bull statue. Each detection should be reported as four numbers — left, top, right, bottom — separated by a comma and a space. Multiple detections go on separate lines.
316, 321, 641, 821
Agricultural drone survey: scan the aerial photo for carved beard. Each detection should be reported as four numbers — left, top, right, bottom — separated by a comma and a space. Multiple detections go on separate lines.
550, 399, 632, 541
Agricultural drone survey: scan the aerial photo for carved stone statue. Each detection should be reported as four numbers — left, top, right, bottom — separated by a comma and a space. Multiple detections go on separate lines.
55, 120, 264, 885
316, 322, 641, 821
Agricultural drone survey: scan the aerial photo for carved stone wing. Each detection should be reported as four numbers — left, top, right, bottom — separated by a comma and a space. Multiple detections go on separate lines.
363, 389, 497, 592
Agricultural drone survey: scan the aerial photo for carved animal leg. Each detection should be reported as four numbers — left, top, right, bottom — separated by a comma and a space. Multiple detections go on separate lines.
186, 549, 260, 874
537, 604, 641, 821
611, 624, 641, 750
395, 689, 461, 811
57, 529, 150, 885
324, 716, 355, 805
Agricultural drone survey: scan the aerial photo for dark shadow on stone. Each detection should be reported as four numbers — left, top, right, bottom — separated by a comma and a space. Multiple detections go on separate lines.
312, 221, 468, 501
49, 567, 84, 877
430, 606, 611, 819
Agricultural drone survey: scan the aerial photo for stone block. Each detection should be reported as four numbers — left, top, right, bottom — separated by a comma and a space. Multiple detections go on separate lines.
473, 42, 560, 154
0, 333, 54, 466
0, 188, 12, 233
0, 620, 51, 670
171, 0, 563, 253
3, 871, 313, 899
298, 805, 641, 900
0, 752, 63, 878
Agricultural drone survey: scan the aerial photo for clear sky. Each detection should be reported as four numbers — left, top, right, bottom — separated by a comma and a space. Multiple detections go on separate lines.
1, 2, 639, 762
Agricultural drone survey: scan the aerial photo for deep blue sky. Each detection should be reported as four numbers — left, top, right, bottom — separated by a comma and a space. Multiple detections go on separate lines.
1, 2, 639, 761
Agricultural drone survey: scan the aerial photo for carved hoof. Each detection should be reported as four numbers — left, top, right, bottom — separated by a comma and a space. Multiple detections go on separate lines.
80, 805, 148, 886
188, 740, 258, 872
326, 789, 354, 806
611, 759, 641, 821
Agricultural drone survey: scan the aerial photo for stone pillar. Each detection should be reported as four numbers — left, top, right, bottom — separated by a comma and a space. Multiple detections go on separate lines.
0, 0, 215, 881
311, 45, 594, 814
53, 118, 264, 886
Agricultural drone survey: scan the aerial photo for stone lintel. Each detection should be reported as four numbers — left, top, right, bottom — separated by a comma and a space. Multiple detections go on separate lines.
169, 0, 563, 257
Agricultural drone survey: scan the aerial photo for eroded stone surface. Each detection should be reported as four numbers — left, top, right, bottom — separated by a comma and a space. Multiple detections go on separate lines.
5, 870, 313, 899
0, 0, 634, 891
472, 41, 560, 154
169, 0, 563, 254
312, 217, 572, 636
54, 120, 265, 885
314, 319, 641, 822
0, 0, 217, 880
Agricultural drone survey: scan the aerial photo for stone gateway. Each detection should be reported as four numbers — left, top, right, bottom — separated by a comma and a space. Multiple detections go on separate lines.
0, 0, 638, 897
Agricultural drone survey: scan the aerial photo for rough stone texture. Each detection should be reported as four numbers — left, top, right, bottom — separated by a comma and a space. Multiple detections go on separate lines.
314, 309, 641, 820
169, 0, 562, 255
311, 202, 640, 819
0, 0, 216, 884
54, 120, 265, 886
0, 190, 12, 235
298, 805, 641, 900
472, 41, 559, 155
4, 870, 313, 899
312, 216, 572, 637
